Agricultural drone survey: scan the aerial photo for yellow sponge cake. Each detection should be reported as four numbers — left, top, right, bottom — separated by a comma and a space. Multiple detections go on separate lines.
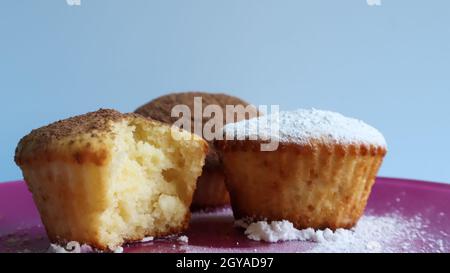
15, 109, 208, 250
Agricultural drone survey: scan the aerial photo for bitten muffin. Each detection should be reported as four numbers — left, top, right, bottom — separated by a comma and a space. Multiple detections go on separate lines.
15, 109, 208, 250
135, 92, 260, 209
216, 109, 387, 230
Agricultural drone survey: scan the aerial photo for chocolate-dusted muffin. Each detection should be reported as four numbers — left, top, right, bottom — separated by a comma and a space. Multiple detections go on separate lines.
135, 92, 260, 209
15, 109, 207, 250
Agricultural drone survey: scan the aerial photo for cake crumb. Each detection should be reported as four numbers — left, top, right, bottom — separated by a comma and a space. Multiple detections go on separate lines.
113, 246, 123, 253
47, 241, 93, 253
141, 236, 154, 243
178, 235, 189, 243
234, 219, 249, 228
366, 241, 382, 251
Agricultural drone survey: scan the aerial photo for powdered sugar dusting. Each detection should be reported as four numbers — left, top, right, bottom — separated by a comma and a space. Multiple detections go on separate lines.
46, 241, 125, 253
47, 241, 94, 253
113, 246, 124, 253
140, 236, 154, 243
237, 213, 445, 253
177, 235, 189, 243
244, 221, 324, 243
223, 109, 387, 147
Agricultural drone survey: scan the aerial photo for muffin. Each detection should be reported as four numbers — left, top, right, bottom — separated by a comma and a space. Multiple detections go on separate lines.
14, 109, 208, 250
215, 109, 387, 230
135, 92, 260, 208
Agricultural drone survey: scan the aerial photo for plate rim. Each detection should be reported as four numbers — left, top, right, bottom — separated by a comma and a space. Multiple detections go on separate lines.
1, 176, 449, 190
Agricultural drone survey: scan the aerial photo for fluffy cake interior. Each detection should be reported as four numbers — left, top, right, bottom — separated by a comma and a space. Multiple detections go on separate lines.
16, 111, 206, 250
98, 119, 204, 248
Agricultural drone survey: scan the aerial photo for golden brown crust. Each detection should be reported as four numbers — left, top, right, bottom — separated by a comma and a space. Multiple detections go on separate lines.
135, 92, 259, 128
15, 109, 121, 166
14, 109, 180, 167
16, 108, 207, 251
190, 169, 230, 209
17, 148, 111, 167
215, 139, 386, 230
17, 109, 122, 147
215, 139, 387, 157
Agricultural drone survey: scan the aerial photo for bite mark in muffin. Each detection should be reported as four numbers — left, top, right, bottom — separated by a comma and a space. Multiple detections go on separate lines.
135, 92, 261, 209
15, 109, 208, 250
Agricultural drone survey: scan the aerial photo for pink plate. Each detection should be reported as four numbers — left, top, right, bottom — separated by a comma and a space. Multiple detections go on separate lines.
0, 177, 449, 253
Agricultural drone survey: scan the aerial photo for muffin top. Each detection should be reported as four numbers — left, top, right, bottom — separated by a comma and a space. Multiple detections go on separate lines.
135, 92, 258, 128
135, 92, 260, 167
25, 109, 127, 138
222, 109, 387, 148
14, 109, 199, 166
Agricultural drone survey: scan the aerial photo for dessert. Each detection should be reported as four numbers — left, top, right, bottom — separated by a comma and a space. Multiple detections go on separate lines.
14, 109, 208, 250
135, 92, 260, 208
216, 109, 387, 230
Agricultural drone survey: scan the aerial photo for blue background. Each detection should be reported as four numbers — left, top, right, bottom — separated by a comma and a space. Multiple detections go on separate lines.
1, 0, 449, 183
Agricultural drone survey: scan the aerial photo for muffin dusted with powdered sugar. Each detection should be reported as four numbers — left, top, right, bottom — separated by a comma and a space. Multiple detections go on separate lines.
216, 109, 387, 230
223, 109, 386, 147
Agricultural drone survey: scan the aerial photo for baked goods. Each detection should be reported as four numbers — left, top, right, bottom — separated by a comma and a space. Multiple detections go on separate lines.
216, 109, 387, 230
135, 92, 260, 208
14, 109, 208, 250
